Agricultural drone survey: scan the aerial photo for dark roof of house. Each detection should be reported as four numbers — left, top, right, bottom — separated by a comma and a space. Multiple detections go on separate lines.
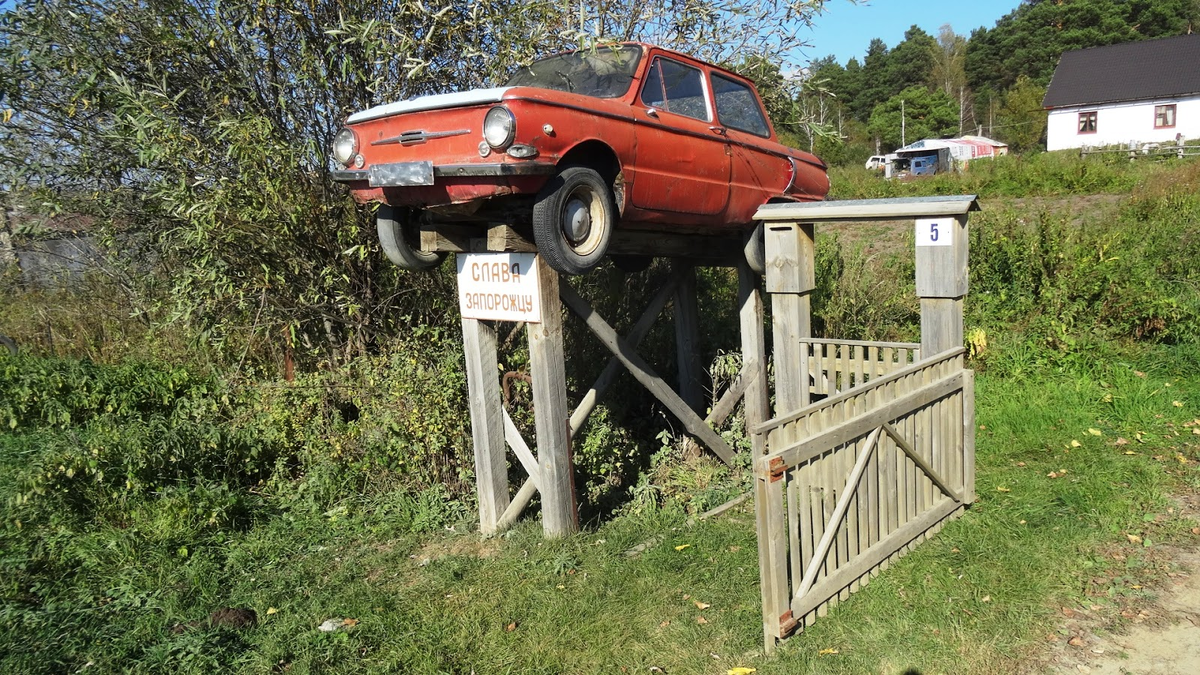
1043, 34, 1200, 109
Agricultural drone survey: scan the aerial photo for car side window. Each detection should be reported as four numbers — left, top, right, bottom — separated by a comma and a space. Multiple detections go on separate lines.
711, 73, 770, 137
640, 57, 710, 122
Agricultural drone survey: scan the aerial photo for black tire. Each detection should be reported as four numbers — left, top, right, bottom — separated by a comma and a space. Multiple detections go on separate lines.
0, 335, 16, 356
377, 205, 446, 271
532, 166, 615, 275
743, 221, 766, 275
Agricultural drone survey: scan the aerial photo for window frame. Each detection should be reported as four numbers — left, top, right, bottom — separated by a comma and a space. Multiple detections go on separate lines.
710, 72, 772, 138
1078, 111, 1098, 135
637, 56, 713, 123
1154, 104, 1177, 129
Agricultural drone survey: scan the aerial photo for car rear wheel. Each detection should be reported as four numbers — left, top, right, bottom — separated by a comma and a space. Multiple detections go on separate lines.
377, 205, 445, 271
532, 166, 615, 275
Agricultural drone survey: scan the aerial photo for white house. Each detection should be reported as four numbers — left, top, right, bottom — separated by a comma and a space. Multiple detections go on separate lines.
1043, 34, 1200, 152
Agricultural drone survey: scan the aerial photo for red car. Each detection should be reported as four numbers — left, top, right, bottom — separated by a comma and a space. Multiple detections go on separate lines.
331, 43, 830, 274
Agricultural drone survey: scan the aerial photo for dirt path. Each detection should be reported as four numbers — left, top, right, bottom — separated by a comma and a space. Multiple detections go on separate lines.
1050, 547, 1200, 674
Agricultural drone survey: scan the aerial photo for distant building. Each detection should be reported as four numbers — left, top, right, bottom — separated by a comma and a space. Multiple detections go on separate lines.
889, 136, 1007, 176
1043, 34, 1200, 151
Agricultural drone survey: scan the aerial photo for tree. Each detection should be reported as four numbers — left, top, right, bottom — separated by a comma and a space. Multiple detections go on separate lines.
0, 0, 837, 363
867, 86, 959, 151
996, 75, 1048, 152
965, 0, 1200, 93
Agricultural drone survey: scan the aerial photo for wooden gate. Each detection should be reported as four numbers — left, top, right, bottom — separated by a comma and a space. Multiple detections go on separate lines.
751, 196, 980, 649
754, 348, 975, 640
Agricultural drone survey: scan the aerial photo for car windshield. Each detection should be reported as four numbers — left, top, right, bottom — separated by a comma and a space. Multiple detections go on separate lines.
506, 45, 642, 98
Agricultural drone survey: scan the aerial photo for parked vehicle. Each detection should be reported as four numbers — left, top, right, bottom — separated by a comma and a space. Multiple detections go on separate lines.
331, 43, 830, 274
865, 155, 888, 170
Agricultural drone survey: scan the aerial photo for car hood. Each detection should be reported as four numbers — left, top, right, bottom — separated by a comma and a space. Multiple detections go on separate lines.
346, 87, 515, 124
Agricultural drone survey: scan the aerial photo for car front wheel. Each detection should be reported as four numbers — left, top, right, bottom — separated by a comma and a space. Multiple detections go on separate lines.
532, 166, 615, 275
377, 205, 446, 271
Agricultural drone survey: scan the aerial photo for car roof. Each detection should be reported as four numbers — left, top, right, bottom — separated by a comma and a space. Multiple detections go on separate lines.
559, 42, 759, 85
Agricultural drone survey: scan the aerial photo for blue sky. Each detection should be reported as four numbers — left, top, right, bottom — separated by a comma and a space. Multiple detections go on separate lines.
801, 0, 1023, 65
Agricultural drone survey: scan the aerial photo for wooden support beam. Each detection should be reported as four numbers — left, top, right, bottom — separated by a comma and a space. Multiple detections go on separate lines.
673, 262, 704, 414
705, 367, 755, 428
527, 256, 578, 537
764, 223, 814, 413
569, 267, 687, 435
493, 477, 539, 534
559, 282, 736, 465
915, 214, 968, 357
738, 261, 769, 456
461, 318, 509, 535
502, 408, 541, 490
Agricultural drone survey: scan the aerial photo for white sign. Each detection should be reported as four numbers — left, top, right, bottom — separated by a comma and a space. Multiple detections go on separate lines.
915, 217, 954, 247
456, 252, 542, 323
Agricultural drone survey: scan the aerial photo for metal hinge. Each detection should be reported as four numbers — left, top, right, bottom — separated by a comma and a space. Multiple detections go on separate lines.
779, 610, 799, 638
768, 457, 786, 483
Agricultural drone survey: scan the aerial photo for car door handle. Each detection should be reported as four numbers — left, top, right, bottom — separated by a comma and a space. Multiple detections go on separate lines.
709, 126, 727, 136
645, 108, 659, 118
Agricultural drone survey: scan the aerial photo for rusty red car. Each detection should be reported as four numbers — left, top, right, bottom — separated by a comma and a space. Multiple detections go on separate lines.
331, 43, 830, 275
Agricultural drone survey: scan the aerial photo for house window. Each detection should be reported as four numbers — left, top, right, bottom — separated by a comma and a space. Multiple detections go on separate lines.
1078, 111, 1097, 134
1155, 104, 1176, 128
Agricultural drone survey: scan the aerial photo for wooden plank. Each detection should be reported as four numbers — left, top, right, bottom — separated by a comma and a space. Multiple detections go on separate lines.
501, 408, 542, 490
756, 195, 980, 223
673, 262, 704, 414
882, 423, 961, 503
793, 427, 881, 599
527, 256, 578, 537
772, 294, 808, 412
607, 229, 741, 264
755, 472, 790, 650
915, 214, 969, 298
738, 262, 769, 457
492, 477, 538, 533
793, 499, 961, 617
461, 318, 509, 535
706, 367, 755, 427
761, 373, 965, 472
559, 282, 736, 464
486, 224, 537, 252
800, 337, 921, 350
759, 348, 966, 434
569, 266, 686, 435
963, 369, 977, 504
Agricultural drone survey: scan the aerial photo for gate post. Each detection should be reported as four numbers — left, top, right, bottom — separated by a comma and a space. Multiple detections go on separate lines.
915, 214, 968, 356
764, 222, 815, 411
527, 255, 579, 537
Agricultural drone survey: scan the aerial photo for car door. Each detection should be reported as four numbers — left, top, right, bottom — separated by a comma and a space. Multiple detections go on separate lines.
631, 55, 730, 216
710, 71, 793, 221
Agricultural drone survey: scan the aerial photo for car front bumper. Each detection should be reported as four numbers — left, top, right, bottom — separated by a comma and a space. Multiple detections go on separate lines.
332, 161, 556, 187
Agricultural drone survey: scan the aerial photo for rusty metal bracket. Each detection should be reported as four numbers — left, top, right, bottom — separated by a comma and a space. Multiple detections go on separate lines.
768, 456, 787, 483
779, 610, 799, 638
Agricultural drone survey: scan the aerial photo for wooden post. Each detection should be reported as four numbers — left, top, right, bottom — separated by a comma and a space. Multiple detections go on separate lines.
765, 223, 815, 413
527, 255, 578, 537
738, 261, 768, 457
461, 318, 509, 534
915, 215, 968, 357
673, 262, 704, 414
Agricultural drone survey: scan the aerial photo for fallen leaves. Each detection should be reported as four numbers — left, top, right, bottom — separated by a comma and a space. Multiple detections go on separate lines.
317, 617, 358, 632
696, 616, 709, 625
996, 486, 1011, 493
1087, 428, 1102, 436
505, 621, 518, 632
727, 668, 756, 675
818, 648, 839, 656
1173, 400, 1184, 408
693, 601, 711, 610
1047, 469, 1068, 479
266, 607, 278, 616
674, 544, 691, 551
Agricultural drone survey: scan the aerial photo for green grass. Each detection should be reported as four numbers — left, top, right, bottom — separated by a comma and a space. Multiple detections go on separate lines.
3, 342, 1198, 673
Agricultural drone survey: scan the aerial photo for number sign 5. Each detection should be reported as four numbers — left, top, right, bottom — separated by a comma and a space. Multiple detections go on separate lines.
915, 217, 953, 247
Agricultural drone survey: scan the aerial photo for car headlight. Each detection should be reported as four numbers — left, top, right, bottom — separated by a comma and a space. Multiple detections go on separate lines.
332, 127, 358, 165
483, 107, 515, 149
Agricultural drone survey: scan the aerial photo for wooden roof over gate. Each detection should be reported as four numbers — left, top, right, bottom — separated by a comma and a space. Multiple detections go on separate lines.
755, 195, 980, 223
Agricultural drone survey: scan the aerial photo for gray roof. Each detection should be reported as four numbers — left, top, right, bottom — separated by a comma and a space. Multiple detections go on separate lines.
1043, 34, 1200, 109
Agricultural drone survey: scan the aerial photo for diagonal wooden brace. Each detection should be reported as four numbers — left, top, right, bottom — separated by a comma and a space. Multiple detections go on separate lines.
559, 282, 736, 465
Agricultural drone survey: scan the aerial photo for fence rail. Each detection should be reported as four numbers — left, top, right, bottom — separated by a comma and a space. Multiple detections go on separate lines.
755, 348, 974, 638
798, 338, 920, 405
